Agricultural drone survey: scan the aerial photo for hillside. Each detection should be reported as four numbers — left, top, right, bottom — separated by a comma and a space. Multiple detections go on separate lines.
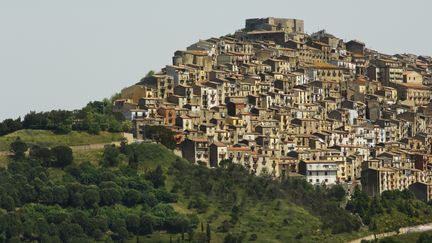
2, 134, 432, 242
0, 136, 367, 243
0, 129, 123, 151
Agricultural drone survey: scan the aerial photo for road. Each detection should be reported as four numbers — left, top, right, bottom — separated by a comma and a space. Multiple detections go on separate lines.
349, 222, 432, 243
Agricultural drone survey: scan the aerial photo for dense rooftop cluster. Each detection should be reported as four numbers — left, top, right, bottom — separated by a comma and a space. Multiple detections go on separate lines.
115, 17, 432, 198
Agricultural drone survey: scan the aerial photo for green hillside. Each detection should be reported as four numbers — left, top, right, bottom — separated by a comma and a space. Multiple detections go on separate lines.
0, 129, 123, 151
1, 138, 431, 243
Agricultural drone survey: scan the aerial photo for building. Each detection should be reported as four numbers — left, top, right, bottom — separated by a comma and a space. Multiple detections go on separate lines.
117, 17, 432, 192
299, 160, 338, 185
245, 17, 304, 33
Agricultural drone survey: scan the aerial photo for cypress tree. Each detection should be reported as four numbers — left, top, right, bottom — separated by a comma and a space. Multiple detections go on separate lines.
206, 223, 211, 243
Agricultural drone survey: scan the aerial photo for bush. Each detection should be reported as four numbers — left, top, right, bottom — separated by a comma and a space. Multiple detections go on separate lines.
188, 195, 209, 213
10, 137, 27, 159
101, 145, 120, 167
145, 165, 165, 188
0, 118, 22, 136
248, 233, 258, 241
51, 146, 73, 167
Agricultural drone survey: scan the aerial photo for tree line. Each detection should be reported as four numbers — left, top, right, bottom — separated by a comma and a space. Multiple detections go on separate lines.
0, 99, 131, 136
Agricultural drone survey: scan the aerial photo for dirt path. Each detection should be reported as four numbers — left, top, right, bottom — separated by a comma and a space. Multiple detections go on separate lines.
349, 223, 432, 243
0, 151, 12, 156
69, 141, 121, 151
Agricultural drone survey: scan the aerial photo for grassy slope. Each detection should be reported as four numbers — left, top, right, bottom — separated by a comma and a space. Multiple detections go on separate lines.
0, 129, 123, 151
0, 139, 368, 243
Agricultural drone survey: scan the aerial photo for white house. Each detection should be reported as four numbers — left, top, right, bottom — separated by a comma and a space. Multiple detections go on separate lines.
299, 160, 338, 185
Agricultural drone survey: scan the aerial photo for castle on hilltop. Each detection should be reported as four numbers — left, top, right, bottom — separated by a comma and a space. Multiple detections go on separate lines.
245, 17, 304, 33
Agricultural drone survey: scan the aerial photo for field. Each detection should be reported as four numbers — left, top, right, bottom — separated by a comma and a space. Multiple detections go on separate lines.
0, 129, 123, 151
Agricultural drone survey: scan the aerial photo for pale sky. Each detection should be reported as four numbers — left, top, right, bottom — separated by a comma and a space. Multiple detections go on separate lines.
0, 0, 431, 120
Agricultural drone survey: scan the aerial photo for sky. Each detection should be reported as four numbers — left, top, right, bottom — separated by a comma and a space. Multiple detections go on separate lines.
0, 0, 431, 120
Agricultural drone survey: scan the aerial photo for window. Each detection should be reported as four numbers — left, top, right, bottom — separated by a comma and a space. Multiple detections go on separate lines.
325, 179, 328, 183
309, 171, 312, 175
325, 172, 328, 175
309, 179, 312, 182
316, 179, 319, 183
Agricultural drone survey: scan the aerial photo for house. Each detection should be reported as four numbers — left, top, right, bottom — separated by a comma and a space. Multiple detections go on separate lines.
361, 167, 425, 197
193, 83, 219, 109
121, 85, 153, 103
409, 182, 432, 203
263, 58, 291, 74
209, 142, 228, 167
298, 160, 338, 185
345, 40, 365, 55
181, 138, 210, 165
367, 58, 403, 86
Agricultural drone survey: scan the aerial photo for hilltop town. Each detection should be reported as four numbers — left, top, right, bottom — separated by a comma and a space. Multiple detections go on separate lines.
115, 17, 432, 200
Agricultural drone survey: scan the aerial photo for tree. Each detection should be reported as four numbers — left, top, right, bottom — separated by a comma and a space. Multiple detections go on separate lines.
110, 93, 122, 102
22, 112, 47, 129
52, 185, 69, 205
224, 233, 244, 243
145, 165, 165, 188
140, 214, 155, 235
110, 218, 128, 241
143, 125, 176, 150
0, 195, 15, 211
206, 223, 211, 243
88, 122, 101, 135
417, 233, 432, 243
193, 232, 208, 243
142, 192, 158, 207
125, 214, 140, 235
83, 188, 100, 208
58, 222, 84, 242
128, 153, 139, 169
122, 120, 132, 132
123, 189, 142, 206
51, 146, 73, 167
55, 121, 72, 134
10, 137, 27, 159
108, 119, 122, 132
100, 188, 122, 206
248, 234, 257, 241
145, 70, 155, 78
102, 145, 120, 167
0, 118, 22, 136
29, 145, 52, 165
328, 185, 346, 202
188, 195, 209, 213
